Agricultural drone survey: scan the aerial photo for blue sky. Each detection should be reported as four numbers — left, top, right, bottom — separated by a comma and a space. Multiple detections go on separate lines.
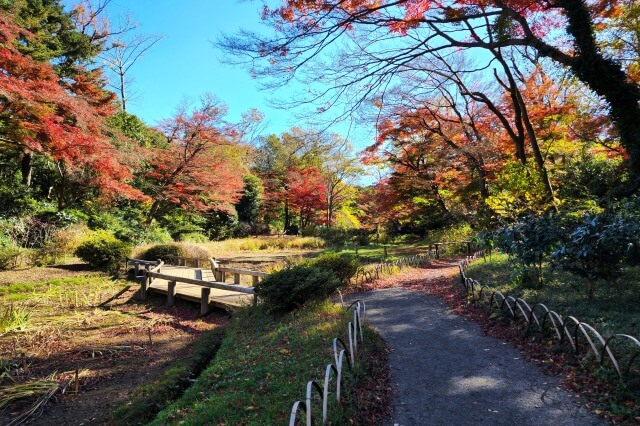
78, 0, 375, 151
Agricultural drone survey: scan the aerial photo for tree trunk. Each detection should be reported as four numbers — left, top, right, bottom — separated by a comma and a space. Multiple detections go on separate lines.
145, 200, 161, 226
284, 197, 290, 234
558, 0, 640, 175
119, 66, 127, 112
57, 172, 66, 211
21, 151, 32, 187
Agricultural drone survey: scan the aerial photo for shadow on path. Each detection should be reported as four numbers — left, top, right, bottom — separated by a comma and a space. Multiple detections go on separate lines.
349, 282, 604, 425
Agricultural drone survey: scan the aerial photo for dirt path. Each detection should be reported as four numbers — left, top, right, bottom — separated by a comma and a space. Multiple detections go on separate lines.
350, 262, 604, 425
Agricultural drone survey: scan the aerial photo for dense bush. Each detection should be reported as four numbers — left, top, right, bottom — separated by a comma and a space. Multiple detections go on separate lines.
255, 265, 341, 314
307, 252, 360, 284
552, 213, 639, 298
492, 215, 560, 287
138, 242, 212, 262
75, 233, 131, 274
140, 244, 181, 261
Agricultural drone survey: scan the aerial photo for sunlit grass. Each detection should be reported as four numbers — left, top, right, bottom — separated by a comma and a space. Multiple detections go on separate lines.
151, 301, 379, 424
205, 236, 325, 254
0, 305, 31, 333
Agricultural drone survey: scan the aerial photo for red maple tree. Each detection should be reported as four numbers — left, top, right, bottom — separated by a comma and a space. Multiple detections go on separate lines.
144, 96, 246, 223
0, 13, 142, 208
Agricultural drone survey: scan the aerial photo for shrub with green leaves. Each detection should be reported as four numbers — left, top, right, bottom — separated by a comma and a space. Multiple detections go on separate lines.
140, 244, 181, 261
552, 213, 639, 298
308, 252, 360, 285
139, 243, 212, 262
492, 215, 560, 288
255, 265, 341, 314
75, 233, 131, 274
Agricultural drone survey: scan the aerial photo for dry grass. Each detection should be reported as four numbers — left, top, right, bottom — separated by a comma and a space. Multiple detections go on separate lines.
205, 236, 325, 255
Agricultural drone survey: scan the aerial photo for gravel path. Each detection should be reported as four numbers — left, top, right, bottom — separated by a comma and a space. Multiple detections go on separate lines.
350, 267, 605, 425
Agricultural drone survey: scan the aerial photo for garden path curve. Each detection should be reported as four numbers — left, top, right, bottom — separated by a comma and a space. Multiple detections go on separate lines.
349, 263, 605, 425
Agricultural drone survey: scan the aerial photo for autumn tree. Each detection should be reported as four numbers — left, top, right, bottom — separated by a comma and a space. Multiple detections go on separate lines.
253, 129, 336, 233
223, 0, 640, 177
322, 142, 361, 228
0, 12, 142, 209
143, 95, 246, 224
286, 166, 327, 230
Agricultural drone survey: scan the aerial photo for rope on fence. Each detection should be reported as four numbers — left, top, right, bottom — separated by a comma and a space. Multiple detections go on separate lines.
459, 253, 640, 381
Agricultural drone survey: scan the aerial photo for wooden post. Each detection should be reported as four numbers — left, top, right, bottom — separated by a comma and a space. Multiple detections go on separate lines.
252, 275, 259, 286
200, 287, 211, 316
167, 280, 176, 307
195, 259, 200, 268
253, 292, 258, 305
222, 271, 226, 282
234, 273, 240, 285
134, 262, 140, 277
467, 241, 472, 255
383, 246, 388, 258
140, 273, 149, 300
435, 244, 440, 259
355, 243, 359, 255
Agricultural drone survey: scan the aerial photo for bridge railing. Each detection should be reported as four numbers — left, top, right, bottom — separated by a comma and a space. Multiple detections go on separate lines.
128, 257, 258, 313
144, 270, 256, 314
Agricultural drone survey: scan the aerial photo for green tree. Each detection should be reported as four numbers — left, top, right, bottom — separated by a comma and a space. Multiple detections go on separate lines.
235, 174, 264, 228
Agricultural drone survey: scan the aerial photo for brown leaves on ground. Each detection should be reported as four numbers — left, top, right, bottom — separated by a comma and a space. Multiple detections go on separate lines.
0, 286, 229, 425
352, 334, 393, 425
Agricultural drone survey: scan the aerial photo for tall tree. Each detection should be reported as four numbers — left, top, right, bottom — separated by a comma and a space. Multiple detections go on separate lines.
0, 12, 142, 208
100, 33, 163, 111
143, 95, 246, 224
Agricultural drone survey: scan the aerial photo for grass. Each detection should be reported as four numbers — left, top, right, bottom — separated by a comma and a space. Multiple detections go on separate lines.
150, 301, 382, 424
326, 243, 421, 263
324, 241, 461, 263
0, 276, 126, 308
0, 305, 30, 333
111, 328, 226, 426
205, 236, 326, 254
466, 253, 640, 336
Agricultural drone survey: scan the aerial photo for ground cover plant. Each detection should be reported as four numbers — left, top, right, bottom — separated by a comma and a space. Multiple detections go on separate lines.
0, 267, 228, 425
466, 253, 640, 342
151, 301, 387, 424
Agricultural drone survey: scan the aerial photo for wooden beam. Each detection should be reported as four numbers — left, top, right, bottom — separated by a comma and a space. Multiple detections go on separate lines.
146, 271, 255, 294
234, 273, 240, 285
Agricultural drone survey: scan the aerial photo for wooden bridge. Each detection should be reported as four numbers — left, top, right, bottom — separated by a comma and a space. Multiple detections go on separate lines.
128, 258, 267, 313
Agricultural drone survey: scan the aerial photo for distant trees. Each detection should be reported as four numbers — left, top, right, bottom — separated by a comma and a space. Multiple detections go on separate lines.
251, 129, 360, 234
